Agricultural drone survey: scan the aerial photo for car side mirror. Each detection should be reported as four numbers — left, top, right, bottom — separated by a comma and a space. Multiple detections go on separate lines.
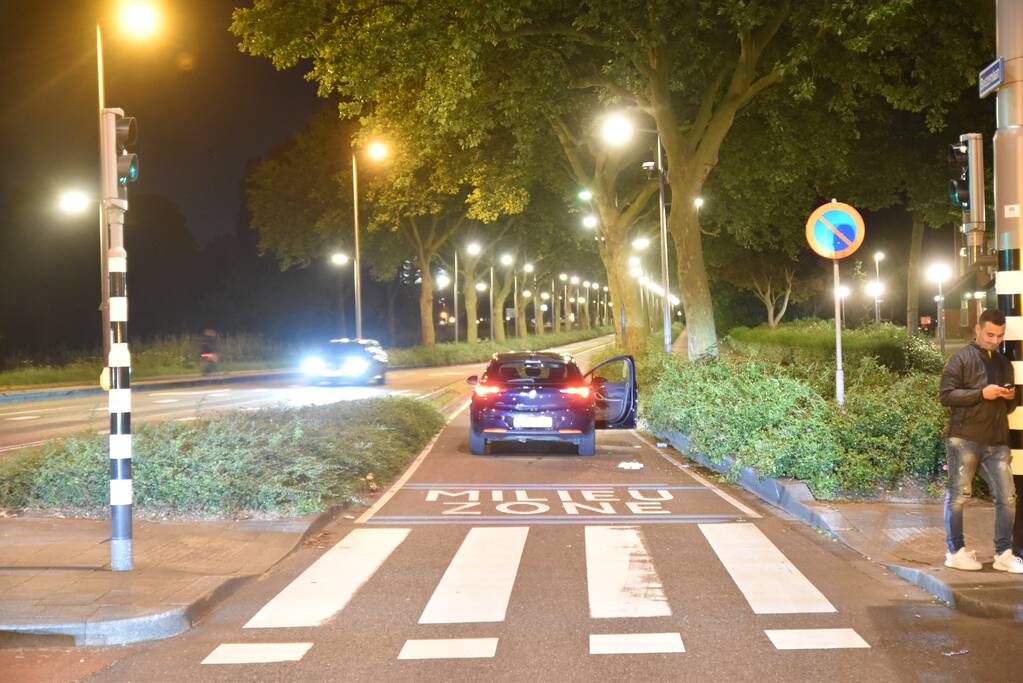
466, 375, 479, 386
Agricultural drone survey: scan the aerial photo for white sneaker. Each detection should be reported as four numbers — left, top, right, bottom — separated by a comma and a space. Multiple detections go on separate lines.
945, 547, 982, 571
993, 549, 1023, 574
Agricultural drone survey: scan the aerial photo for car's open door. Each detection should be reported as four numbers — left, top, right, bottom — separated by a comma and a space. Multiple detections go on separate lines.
584, 355, 638, 429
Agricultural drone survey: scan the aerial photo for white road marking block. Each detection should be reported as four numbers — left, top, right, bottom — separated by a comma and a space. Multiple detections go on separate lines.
154, 399, 180, 404
585, 526, 671, 619
5, 415, 41, 421
765, 628, 869, 650
202, 643, 312, 664
397, 638, 498, 660
245, 528, 409, 628
419, 527, 528, 624
589, 632, 685, 655
699, 523, 835, 614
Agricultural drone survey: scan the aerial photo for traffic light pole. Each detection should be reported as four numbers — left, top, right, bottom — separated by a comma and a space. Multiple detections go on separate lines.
96, 26, 111, 363
100, 108, 133, 571
994, 0, 1023, 557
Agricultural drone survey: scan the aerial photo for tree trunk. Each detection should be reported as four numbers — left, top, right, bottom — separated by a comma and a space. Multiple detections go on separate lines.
464, 284, 479, 344
603, 251, 644, 354
516, 295, 529, 337
906, 215, 925, 335
551, 287, 560, 334
671, 206, 718, 359
418, 267, 435, 346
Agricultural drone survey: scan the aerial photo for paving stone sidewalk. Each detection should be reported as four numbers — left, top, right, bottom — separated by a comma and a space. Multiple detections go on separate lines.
818, 499, 1023, 620
0, 515, 317, 646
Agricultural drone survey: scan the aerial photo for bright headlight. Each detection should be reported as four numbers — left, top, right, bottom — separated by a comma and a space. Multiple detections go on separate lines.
341, 357, 370, 375
301, 356, 326, 374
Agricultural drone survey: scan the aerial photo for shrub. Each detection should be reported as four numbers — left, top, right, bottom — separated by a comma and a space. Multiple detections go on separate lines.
0, 396, 445, 518
728, 321, 943, 374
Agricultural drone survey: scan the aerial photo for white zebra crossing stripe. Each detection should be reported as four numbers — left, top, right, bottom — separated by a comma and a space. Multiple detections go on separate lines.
589, 633, 685, 655
699, 523, 835, 614
419, 527, 528, 623
585, 526, 671, 619
397, 638, 499, 660
202, 643, 313, 664
765, 629, 869, 650
244, 528, 409, 628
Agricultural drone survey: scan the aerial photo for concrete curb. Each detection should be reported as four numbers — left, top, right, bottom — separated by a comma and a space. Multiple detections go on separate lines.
0, 504, 352, 647
0, 370, 296, 405
654, 429, 1023, 621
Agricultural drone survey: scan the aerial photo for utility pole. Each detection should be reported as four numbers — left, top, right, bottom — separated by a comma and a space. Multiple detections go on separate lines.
993, 0, 1023, 554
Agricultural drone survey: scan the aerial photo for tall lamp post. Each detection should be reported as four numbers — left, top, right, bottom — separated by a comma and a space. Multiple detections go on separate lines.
873, 252, 885, 323
559, 273, 569, 331
603, 112, 672, 353
523, 263, 535, 335
330, 252, 351, 336
927, 263, 952, 355
570, 275, 580, 327
350, 140, 388, 339
500, 253, 515, 337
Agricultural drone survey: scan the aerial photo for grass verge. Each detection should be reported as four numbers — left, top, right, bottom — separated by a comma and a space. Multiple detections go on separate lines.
0, 396, 445, 518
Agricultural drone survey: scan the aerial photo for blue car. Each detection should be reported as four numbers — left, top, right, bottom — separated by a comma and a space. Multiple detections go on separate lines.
301, 339, 388, 385
466, 352, 637, 456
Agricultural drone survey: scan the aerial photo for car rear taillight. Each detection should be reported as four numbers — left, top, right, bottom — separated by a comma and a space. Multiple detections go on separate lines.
474, 384, 502, 398
559, 386, 591, 399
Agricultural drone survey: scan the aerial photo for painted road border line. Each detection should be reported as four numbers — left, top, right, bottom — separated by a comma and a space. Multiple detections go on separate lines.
630, 430, 762, 518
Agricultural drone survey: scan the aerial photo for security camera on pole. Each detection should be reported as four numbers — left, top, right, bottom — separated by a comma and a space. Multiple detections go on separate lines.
805, 200, 866, 405
100, 107, 139, 571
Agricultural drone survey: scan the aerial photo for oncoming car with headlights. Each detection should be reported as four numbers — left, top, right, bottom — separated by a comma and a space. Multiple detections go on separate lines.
466, 352, 637, 456
301, 338, 388, 385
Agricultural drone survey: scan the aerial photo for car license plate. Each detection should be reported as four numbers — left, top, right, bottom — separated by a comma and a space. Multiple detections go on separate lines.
514, 415, 553, 429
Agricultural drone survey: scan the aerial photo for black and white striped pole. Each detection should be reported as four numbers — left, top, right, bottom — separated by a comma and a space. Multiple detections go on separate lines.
993, 0, 1023, 556
100, 107, 138, 571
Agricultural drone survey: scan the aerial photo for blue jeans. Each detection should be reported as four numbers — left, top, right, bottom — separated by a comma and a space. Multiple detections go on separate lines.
944, 437, 1018, 554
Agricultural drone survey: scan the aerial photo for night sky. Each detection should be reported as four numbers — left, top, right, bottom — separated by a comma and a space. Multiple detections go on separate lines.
1, 0, 322, 243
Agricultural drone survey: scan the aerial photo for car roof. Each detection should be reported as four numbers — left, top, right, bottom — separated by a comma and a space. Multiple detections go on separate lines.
490, 351, 574, 364
327, 338, 379, 346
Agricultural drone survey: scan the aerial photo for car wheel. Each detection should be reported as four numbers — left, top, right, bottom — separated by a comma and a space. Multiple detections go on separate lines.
469, 430, 488, 456
578, 431, 596, 456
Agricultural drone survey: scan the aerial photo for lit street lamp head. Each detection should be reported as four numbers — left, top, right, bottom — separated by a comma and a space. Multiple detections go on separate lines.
475, 282, 487, 292
435, 273, 451, 289
466, 242, 481, 256
570, 275, 580, 285
835, 285, 851, 299
523, 263, 534, 273
601, 112, 634, 146
559, 273, 568, 281
330, 252, 349, 266
366, 141, 388, 161
865, 280, 884, 298
500, 253, 514, 266
874, 251, 885, 262
57, 190, 91, 214
578, 189, 593, 201
583, 280, 590, 288
591, 282, 599, 290
628, 255, 641, 267
120, 1, 160, 37
693, 197, 704, 209
926, 263, 952, 285
582, 214, 598, 229
632, 237, 650, 250
540, 292, 550, 300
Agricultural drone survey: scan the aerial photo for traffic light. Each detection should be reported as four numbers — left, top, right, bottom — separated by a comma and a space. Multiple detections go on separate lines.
399, 259, 421, 285
100, 108, 139, 201
949, 142, 969, 210
115, 114, 139, 186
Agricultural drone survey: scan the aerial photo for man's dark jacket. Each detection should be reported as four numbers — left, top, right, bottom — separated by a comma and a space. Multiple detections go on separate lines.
939, 342, 1016, 445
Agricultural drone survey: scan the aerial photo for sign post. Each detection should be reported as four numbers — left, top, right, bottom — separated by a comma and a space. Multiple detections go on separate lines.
805, 200, 866, 405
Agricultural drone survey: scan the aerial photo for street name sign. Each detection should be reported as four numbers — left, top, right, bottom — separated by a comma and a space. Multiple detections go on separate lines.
805, 201, 865, 260
979, 57, 1005, 99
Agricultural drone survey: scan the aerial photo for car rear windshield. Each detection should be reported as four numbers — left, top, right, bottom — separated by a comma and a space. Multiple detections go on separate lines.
487, 359, 582, 385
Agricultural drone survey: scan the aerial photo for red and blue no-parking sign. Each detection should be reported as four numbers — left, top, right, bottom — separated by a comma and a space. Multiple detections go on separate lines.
805, 202, 865, 259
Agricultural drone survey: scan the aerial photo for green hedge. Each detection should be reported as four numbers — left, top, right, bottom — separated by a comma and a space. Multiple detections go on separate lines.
387, 327, 613, 368
728, 320, 944, 374
0, 396, 445, 517
642, 351, 946, 499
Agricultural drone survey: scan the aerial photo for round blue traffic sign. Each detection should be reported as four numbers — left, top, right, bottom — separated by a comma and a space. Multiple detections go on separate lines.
805, 202, 865, 260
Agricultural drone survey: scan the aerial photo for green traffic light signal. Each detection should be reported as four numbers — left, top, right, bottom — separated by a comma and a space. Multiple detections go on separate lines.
118, 153, 139, 185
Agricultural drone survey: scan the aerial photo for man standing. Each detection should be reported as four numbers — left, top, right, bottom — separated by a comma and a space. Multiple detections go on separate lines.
939, 308, 1023, 573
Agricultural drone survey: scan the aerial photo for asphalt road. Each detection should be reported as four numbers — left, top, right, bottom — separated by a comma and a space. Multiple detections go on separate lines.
0, 336, 616, 456
82, 399, 1019, 681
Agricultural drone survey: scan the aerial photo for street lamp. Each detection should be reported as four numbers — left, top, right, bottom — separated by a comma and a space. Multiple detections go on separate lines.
835, 285, 851, 328
693, 196, 705, 209
582, 214, 598, 229
330, 252, 352, 336
601, 110, 671, 353
632, 237, 650, 251
873, 252, 885, 323
865, 280, 884, 324
351, 140, 389, 339
58, 190, 92, 215
120, 1, 159, 36
578, 189, 593, 201
927, 263, 953, 354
